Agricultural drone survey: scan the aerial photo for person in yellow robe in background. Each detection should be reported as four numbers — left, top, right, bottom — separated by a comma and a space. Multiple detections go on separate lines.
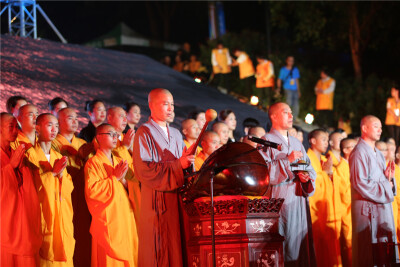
181, 118, 202, 156
307, 129, 342, 267
11, 104, 39, 150
379, 141, 400, 243
1, 113, 42, 267
85, 123, 138, 267
194, 131, 220, 171
328, 132, 344, 166
335, 138, 357, 267
51, 107, 91, 267
314, 69, 336, 128
107, 107, 140, 226
29, 113, 75, 266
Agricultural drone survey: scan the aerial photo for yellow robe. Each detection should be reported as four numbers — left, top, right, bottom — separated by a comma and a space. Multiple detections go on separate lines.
194, 151, 207, 171
27, 145, 75, 266
183, 139, 202, 156
52, 134, 91, 267
10, 130, 37, 150
335, 157, 353, 265
84, 150, 138, 267
112, 135, 141, 227
308, 149, 342, 267
395, 164, 400, 242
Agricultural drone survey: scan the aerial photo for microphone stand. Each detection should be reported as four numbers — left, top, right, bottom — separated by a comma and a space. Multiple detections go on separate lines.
210, 167, 216, 267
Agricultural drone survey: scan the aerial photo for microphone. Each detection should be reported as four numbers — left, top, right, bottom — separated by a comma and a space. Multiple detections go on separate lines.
248, 135, 282, 151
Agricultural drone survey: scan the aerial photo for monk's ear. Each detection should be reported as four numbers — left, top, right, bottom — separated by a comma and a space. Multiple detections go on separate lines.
35, 124, 41, 135
182, 128, 188, 136
329, 139, 333, 147
310, 137, 317, 146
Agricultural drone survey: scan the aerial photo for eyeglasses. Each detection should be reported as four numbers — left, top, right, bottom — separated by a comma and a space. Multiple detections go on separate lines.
98, 132, 119, 139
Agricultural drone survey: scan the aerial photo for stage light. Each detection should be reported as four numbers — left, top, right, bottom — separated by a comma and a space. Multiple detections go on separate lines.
194, 77, 202, 83
250, 95, 259, 106
305, 113, 314, 124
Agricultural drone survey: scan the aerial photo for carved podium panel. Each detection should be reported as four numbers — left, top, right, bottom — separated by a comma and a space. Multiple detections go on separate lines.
181, 143, 285, 267
184, 197, 285, 267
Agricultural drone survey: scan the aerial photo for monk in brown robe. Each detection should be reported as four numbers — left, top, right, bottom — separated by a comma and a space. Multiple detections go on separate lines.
132, 88, 195, 267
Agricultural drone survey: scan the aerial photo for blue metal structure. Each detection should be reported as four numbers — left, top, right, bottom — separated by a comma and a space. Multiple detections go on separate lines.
0, 0, 67, 43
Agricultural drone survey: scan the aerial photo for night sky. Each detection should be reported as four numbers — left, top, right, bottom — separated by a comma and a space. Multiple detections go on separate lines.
1, 1, 268, 46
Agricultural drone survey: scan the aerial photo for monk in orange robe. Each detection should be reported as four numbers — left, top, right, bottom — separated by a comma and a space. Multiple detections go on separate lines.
85, 123, 138, 267
1, 113, 42, 267
11, 104, 39, 150
335, 138, 357, 267
29, 113, 75, 266
181, 119, 202, 156
52, 107, 91, 267
307, 129, 342, 267
107, 107, 140, 226
194, 131, 220, 171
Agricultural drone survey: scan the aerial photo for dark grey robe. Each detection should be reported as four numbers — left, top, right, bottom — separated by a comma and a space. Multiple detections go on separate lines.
133, 117, 185, 267
261, 128, 317, 267
349, 138, 399, 267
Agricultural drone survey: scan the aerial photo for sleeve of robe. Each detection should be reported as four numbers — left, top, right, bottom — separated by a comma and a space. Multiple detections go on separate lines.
350, 148, 394, 204
1, 153, 42, 257
132, 127, 184, 191
264, 138, 316, 197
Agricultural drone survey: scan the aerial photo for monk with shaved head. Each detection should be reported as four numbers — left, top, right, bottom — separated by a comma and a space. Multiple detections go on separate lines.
85, 123, 138, 267
106, 106, 141, 228
27, 113, 75, 266
133, 88, 194, 267
1, 113, 42, 266
350, 115, 399, 266
260, 102, 317, 265
51, 107, 91, 266
11, 104, 39, 150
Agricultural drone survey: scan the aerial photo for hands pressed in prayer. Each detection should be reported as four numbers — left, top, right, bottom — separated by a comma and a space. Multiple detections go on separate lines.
10, 144, 26, 169
53, 156, 68, 178
122, 129, 135, 150
384, 160, 395, 188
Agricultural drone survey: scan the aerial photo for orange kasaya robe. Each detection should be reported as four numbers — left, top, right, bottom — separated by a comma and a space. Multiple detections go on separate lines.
84, 150, 138, 267
335, 157, 352, 266
194, 151, 207, 172
10, 130, 37, 150
52, 134, 91, 267
395, 164, 400, 242
1, 147, 42, 267
112, 135, 141, 227
308, 149, 342, 267
27, 145, 75, 266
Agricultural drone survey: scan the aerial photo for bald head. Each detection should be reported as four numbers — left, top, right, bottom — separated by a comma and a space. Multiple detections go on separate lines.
268, 102, 293, 130
148, 88, 174, 126
360, 115, 379, 128
360, 115, 382, 142
58, 107, 78, 134
96, 123, 114, 135
107, 107, 127, 133
17, 104, 39, 132
36, 113, 59, 142
17, 104, 37, 119
268, 102, 287, 120
0, 112, 19, 143
0, 112, 14, 127
248, 126, 266, 138
201, 131, 220, 156
57, 107, 76, 119
36, 113, 56, 126
148, 88, 172, 104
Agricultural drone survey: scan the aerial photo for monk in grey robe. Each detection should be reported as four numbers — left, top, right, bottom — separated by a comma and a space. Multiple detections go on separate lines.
132, 88, 194, 267
349, 115, 399, 267
260, 102, 317, 267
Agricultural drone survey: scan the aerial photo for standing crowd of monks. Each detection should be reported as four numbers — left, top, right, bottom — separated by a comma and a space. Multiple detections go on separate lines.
1, 88, 400, 267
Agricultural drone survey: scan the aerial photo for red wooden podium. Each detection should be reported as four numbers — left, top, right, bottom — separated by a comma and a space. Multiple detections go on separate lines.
184, 196, 285, 267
